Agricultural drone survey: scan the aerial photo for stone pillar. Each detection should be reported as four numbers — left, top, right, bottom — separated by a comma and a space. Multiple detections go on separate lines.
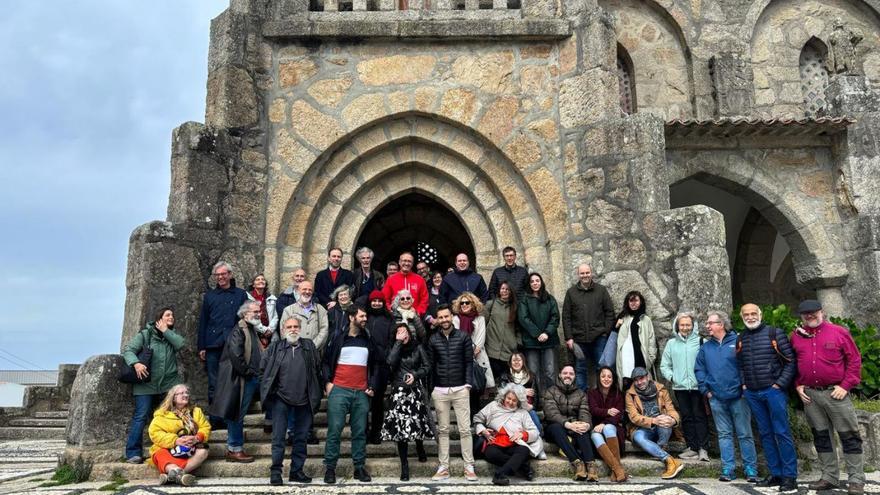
709, 52, 754, 118
205, 9, 261, 130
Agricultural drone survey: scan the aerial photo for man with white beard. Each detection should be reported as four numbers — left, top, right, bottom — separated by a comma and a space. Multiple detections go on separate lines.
736, 303, 797, 489
260, 317, 323, 486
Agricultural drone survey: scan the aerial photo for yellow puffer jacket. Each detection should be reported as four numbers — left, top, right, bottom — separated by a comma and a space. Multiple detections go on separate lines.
147, 406, 211, 461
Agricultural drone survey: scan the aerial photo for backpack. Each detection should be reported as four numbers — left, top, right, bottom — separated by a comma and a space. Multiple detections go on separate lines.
735, 326, 791, 363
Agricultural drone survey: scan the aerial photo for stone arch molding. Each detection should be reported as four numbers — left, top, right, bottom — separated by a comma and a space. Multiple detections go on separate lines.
266, 112, 553, 285
666, 160, 848, 290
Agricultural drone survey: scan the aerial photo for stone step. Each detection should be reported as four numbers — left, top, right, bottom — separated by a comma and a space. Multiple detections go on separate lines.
90, 455, 719, 481
7, 418, 68, 428
206, 440, 460, 458
33, 411, 69, 419
242, 410, 489, 427
0, 427, 65, 440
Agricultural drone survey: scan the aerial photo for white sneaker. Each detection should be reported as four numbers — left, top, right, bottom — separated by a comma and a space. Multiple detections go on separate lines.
698, 448, 710, 461
538, 451, 547, 460
431, 465, 450, 481
464, 464, 478, 481
679, 448, 698, 459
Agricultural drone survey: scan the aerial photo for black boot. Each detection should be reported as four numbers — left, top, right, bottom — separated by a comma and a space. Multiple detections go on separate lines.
398, 442, 410, 481
415, 440, 427, 463
308, 427, 319, 445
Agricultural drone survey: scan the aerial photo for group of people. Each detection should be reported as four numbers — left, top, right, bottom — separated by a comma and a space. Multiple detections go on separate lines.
120, 245, 866, 494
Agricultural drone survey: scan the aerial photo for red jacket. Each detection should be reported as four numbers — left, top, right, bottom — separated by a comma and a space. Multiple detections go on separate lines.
791, 320, 862, 391
382, 272, 429, 316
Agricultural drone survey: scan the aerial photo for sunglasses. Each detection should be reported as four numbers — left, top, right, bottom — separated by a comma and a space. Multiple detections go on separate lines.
400, 297, 413, 301
461, 301, 473, 305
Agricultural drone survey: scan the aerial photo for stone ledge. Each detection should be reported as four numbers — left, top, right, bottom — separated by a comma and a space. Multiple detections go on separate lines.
263, 18, 571, 39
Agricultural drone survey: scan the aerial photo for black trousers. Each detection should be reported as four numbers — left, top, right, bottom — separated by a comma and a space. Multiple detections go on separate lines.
545, 422, 594, 462
484, 444, 531, 476
368, 366, 389, 440
489, 358, 508, 386
269, 398, 312, 475
675, 389, 709, 451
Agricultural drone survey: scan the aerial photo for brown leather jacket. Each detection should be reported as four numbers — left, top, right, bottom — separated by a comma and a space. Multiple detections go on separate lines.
624, 381, 680, 438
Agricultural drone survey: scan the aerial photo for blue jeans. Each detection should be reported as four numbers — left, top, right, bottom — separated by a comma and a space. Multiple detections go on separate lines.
205, 348, 223, 422
709, 395, 758, 475
227, 376, 260, 452
269, 398, 312, 475
125, 393, 163, 459
633, 425, 672, 460
525, 347, 557, 396
528, 409, 543, 434
575, 335, 607, 391
590, 423, 617, 447
745, 387, 797, 478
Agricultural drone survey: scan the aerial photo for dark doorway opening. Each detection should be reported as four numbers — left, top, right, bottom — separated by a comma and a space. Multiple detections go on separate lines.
355, 193, 476, 273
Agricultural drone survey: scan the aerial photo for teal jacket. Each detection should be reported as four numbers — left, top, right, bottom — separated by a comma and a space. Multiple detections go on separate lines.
660, 328, 701, 391
122, 323, 185, 396
518, 294, 560, 349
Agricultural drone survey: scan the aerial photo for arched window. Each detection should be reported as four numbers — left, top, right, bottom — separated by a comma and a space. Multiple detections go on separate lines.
799, 37, 830, 117
617, 44, 637, 115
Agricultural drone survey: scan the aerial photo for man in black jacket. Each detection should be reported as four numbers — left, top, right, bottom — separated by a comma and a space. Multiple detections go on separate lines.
261, 317, 323, 485
488, 246, 529, 299
562, 263, 615, 391
738, 303, 798, 488
314, 247, 354, 309
352, 247, 385, 302
440, 253, 488, 303
428, 304, 477, 481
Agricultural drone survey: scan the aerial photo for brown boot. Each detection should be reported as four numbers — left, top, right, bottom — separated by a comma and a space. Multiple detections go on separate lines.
661, 456, 684, 479
586, 461, 600, 481
596, 443, 627, 482
571, 459, 587, 481
607, 435, 622, 460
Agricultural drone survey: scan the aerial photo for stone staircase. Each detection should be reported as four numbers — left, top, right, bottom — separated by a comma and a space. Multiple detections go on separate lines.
0, 405, 68, 441
86, 397, 721, 481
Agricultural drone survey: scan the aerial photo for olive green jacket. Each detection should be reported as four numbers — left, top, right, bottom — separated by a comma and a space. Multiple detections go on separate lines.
122, 323, 185, 396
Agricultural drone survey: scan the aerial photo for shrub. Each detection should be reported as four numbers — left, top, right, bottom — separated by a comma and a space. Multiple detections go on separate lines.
40, 456, 92, 487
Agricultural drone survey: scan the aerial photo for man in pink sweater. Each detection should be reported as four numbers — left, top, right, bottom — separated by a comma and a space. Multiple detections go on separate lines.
791, 299, 864, 495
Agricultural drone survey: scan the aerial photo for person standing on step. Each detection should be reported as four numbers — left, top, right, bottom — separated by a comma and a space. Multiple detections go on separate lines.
484, 281, 520, 384
543, 365, 600, 482
386, 261, 400, 278
625, 367, 684, 480
260, 317, 323, 486
275, 267, 307, 323
366, 290, 395, 445
613, 291, 657, 392
352, 246, 385, 302
518, 273, 560, 398
588, 366, 627, 482
694, 311, 760, 485
381, 322, 434, 481
209, 300, 263, 464
660, 311, 710, 461
453, 292, 495, 415
428, 304, 479, 482
382, 252, 429, 316
314, 247, 354, 310
792, 299, 865, 495
322, 305, 377, 484
441, 253, 489, 303
737, 303, 798, 490
488, 246, 529, 300
198, 261, 248, 428
562, 263, 615, 391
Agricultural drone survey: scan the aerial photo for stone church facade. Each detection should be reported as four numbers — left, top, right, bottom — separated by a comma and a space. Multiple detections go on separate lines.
112, 0, 880, 405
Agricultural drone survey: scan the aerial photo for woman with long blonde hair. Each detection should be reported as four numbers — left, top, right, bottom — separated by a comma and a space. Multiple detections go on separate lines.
147, 384, 211, 485
453, 292, 495, 413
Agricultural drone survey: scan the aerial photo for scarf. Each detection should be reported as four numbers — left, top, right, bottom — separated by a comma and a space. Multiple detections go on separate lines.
635, 381, 660, 417
338, 300, 352, 312
174, 408, 198, 436
398, 307, 417, 322
458, 311, 476, 335
510, 369, 531, 386
250, 289, 269, 326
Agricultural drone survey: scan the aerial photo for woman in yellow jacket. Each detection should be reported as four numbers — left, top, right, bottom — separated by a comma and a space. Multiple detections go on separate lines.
148, 384, 211, 485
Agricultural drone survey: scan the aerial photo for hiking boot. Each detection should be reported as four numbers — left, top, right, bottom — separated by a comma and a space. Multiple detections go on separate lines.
323, 467, 336, 484
572, 459, 587, 481
586, 461, 599, 482
745, 467, 759, 483
849, 482, 865, 494
778, 477, 799, 493
269, 473, 283, 486
757, 476, 782, 487
354, 466, 372, 482
808, 479, 838, 491
661, 457, 684, 479
719, 469, 735, 482
289, 471, 312, 483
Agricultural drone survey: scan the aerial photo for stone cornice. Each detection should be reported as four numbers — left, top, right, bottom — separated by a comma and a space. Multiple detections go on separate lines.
263, 17, 572, 39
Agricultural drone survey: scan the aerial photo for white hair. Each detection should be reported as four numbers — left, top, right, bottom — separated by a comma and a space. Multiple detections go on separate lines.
356, 246, 374, 258
495, 383, 527, 407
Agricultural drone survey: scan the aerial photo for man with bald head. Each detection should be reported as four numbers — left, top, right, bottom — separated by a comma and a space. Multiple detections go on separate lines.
562, 263, 615, 390
276, 268, 308, 324
737, 303, 797, 488
441, 253, 488, 303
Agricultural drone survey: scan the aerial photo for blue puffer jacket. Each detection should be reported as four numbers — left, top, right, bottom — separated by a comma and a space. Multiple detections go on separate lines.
737, 323, 796, 390
441, 268, 488, 303
695, 330, 742, 400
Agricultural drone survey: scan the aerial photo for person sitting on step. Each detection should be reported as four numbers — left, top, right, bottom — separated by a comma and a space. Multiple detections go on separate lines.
147, 384, 210, 486
543, 365, 599, 481
625, 367, 684, 480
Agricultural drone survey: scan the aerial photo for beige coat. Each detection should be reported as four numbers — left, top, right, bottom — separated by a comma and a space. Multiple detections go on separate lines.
454, 315, 495, 388
280, 302, 329, 350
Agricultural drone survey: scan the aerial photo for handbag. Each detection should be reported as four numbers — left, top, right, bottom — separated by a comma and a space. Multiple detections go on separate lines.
119, 329, 153, 384
598, 330, 618, 367
471, 359, 487, 393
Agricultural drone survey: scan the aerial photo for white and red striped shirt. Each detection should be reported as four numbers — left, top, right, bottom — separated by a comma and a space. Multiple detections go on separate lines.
333, 337, 369, 390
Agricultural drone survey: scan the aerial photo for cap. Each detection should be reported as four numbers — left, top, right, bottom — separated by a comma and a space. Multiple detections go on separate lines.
631, 367, 649, 379
797, 299, 822, 314
368, 290, 384, 301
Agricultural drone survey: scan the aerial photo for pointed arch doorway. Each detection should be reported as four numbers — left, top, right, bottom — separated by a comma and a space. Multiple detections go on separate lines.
355, 192, 476, 274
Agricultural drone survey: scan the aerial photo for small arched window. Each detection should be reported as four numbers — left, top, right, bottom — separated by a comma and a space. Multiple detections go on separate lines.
799, 37, 830, 117
617, 44, 637, 115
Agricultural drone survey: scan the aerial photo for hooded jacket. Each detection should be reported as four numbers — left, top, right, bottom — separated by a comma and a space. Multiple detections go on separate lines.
441, 267, 489, 303
561, 281, 615, 344
483, 298, 520, 363
660, 322, 701, 391
695, 330, 743, 400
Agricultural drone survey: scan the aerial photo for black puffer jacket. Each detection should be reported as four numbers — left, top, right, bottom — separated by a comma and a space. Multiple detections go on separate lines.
542, 377, 591, 426
428, 328, 474, 388
387, 339, 432, 387
367, 309, 395, 365
737, 323, 796, 390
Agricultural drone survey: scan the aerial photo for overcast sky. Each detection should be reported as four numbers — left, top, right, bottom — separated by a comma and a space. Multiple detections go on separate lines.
0, 1, 228, 371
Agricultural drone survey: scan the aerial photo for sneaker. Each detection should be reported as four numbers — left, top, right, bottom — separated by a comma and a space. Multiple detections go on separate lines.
745, 467, 759, 483
166, 468, 182, 484
679, 448, 698, 459
126, 456, 143, 464
719, 470, 735, 482
538, 451, 547, 460
464, 464, 478, 481
757, 475, 782, 488
698, 448, 710, 461
779, 477, 798, 493
158, 473, 169, 485
179, 474, 196, 486
431, 465, 450, 481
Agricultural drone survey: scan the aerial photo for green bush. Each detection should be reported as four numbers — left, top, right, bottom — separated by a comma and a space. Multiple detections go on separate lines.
40, 456, 92, 487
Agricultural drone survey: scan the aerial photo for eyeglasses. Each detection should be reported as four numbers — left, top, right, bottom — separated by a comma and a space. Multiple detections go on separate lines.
705, 320, 723, 326
213, 271, 230, 277
174, 392, 190, 397
400, 297, 413, 301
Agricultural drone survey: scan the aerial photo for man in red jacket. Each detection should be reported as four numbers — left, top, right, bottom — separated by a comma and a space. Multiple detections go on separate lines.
381, 252, 428, 315
791, 299, 864, 495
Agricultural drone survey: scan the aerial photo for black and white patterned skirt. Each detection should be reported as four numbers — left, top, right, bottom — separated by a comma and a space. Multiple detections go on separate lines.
381, 386, 435, 442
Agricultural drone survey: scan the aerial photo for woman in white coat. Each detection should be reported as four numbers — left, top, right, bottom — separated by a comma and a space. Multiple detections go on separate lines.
614, 290, 656, 390
453, 292, 495, 414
